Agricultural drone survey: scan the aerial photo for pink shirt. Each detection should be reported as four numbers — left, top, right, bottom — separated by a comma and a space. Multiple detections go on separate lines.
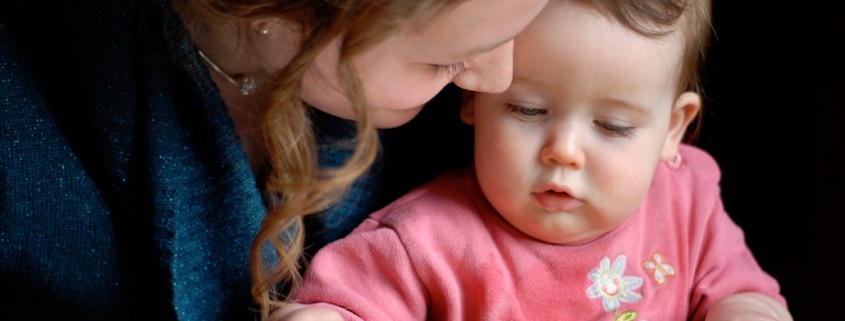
293, 145, 785, 320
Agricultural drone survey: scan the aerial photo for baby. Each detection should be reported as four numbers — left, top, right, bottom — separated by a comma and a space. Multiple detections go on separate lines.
274, 0, 792, 320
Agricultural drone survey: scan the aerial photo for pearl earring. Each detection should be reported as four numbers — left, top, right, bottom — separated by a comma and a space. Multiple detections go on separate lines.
257, 22, 270, 36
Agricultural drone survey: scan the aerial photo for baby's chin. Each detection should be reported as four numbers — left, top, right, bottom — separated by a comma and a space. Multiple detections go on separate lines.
525, 223, 616, 245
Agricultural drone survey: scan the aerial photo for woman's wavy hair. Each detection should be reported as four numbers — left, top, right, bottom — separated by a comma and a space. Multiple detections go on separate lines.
582, 0, 712, 141
172, 0, 461, 318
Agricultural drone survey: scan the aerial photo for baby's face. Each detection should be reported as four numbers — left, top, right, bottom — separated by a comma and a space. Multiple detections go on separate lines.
463, 0, 696, 244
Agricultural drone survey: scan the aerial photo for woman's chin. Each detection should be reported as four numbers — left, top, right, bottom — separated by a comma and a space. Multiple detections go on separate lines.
371, 105, 425, 128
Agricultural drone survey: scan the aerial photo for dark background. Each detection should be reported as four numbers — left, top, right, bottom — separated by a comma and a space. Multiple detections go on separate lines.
386, 1, 843, 319
699, 1, 843, 319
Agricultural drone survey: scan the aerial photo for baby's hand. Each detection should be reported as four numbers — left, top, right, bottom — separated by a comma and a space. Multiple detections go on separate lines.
706, 293, 793, 321
270, 303, 344, 321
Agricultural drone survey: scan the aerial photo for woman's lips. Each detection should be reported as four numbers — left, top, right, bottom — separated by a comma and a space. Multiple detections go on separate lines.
534, 191, 584, 212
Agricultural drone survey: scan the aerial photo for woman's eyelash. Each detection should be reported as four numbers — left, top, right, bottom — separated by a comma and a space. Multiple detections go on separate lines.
430, 62, 468, 76
595, 121, 636, 137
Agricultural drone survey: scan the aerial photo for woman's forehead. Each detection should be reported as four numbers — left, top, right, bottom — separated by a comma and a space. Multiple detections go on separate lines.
403, 0, 547, 60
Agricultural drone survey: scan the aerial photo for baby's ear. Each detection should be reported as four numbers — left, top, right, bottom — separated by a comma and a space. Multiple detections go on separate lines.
460, 92, 477, 125
661, 92, 701, 161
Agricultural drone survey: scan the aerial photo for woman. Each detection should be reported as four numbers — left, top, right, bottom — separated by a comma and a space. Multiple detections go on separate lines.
0, 0, 546, 320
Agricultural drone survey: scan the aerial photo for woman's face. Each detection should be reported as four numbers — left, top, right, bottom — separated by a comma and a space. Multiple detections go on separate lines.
301, 0, 548, 128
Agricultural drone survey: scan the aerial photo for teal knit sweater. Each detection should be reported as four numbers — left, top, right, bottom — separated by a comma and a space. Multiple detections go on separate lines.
3, 1, 283, 319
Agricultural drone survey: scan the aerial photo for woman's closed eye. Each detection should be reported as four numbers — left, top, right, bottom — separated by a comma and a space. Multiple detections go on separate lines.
430, 62, 469, 77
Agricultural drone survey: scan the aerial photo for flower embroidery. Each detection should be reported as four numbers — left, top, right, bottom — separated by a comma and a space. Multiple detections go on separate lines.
586, 255, 644, 312
642, 252, 676, 286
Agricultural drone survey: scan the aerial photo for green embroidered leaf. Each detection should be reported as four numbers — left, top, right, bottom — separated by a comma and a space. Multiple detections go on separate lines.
614, 310, 638, 321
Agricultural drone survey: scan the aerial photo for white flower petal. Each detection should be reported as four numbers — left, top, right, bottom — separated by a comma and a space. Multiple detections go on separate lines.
600, 257, 611, 270
623, 276, 643, 289
661, 264, 676, 276
611, 255, 627, 274
654, 271, 666, 285
619, 290, 643, 304
588, 270, 600, 281
586, 285, 602, 298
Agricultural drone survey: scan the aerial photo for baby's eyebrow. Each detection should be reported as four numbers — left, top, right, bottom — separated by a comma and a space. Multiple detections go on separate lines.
599, 98, 652, 115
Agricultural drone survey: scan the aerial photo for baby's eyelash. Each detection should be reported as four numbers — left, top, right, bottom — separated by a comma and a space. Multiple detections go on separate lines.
506, 104, 546, 117
430, 62, 469, 76
595, 121, 637, 137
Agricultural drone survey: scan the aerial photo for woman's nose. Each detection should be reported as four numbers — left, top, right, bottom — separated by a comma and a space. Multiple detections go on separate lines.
540, 128, 585, 169
452, 40, 513, 93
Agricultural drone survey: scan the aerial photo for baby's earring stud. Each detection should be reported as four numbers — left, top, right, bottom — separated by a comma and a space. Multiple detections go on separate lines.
667, 153, 683, 169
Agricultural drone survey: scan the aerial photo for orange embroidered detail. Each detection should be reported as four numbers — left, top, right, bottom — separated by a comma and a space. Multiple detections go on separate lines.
641, 252, 676, 286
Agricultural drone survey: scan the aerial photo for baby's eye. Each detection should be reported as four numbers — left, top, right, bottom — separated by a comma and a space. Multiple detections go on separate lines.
594, 120, 637, 137
508, 104, 548, 116
430, 62, 468, 77
506, 104, 547, 119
